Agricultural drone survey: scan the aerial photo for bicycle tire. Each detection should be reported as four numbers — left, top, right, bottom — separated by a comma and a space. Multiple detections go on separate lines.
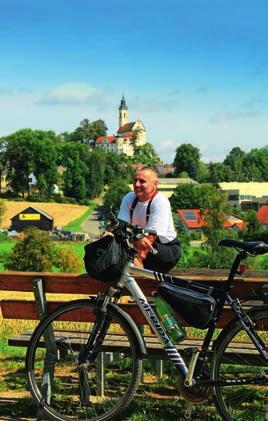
26, 299, 142, 421
212, 306, 268, 421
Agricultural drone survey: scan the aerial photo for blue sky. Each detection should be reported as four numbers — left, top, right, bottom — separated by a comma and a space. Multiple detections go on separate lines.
0, 0, 267, 163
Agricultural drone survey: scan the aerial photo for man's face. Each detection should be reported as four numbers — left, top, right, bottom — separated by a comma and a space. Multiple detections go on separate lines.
133, 170, 158, 201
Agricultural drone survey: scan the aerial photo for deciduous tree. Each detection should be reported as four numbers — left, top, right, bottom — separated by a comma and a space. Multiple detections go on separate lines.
5, 227, 55, 271
69, 119, 107, 146
173, 143, 201, 180
103, 180, 131, 218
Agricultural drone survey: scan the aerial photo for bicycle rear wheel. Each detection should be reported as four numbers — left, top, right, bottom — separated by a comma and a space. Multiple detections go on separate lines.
212, 307, 268, 421
26, 299, 142, 421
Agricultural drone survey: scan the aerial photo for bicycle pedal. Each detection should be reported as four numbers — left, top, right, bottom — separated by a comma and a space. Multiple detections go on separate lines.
184, 401, 194, 419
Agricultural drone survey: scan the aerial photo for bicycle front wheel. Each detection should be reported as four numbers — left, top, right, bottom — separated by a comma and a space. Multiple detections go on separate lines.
26, 299, 142, 421
212, 307, 268, 421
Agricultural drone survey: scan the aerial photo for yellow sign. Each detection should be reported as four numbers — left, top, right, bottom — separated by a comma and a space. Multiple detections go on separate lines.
19, 214, 40, 221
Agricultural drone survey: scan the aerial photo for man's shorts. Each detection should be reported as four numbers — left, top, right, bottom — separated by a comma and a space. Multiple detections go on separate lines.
143, 238, 181, 273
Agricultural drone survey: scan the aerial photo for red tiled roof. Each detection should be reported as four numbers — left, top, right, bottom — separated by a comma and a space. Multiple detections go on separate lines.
95, 135, 115, 144
233, 221, 244, 230
177, 209, 245, 230
257, 205, 268, 224
117, 122, 136, 134
176, 209, 204, 229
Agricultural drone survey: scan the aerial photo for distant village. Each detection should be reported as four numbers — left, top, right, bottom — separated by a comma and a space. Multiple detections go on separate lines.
2, 95, 268, 239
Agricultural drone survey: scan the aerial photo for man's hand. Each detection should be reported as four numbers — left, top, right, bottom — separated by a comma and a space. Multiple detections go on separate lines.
133, 235, 157, 260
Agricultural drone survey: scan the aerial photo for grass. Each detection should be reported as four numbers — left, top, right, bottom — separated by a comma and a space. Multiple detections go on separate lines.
0, 340, 219, 420
0, 319, 266, 420
63, 202, 97, 231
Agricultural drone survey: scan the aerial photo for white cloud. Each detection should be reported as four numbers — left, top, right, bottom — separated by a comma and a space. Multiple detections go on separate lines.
37, 83, 103, 106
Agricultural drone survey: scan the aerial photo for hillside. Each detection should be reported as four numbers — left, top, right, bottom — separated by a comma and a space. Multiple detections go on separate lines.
1, 200, 89, 229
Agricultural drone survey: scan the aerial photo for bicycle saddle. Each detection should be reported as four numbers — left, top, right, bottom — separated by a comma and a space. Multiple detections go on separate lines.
218, 238, 268, 255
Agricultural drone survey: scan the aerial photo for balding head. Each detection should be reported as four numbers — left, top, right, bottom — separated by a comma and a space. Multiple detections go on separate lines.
133, 167, 158, 201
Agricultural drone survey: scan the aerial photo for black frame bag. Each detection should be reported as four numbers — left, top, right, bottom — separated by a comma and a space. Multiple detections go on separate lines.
84, 235, 128, 282
158, 282, 217, 329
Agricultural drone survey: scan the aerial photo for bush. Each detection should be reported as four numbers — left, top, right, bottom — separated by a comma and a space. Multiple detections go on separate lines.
54, 247, 82, 273
4, 227, 55, 271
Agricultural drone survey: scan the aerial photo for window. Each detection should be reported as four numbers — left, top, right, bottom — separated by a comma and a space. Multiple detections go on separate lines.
183, 211, 198, 221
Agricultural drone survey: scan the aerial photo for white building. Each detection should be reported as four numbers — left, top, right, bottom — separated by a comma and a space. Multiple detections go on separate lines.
219, 182, 268, 210
96, 96, 147, 157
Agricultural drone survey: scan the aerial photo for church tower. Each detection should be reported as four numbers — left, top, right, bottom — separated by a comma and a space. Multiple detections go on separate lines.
119, 95, 128, 128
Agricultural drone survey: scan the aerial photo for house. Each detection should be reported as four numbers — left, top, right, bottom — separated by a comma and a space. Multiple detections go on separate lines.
219, 182, 268, 210
10, 206, 54, 232
257, 205, 268, 229
157, 178, 198, 198
176, 209, 245, 234
96, 96, 146, 157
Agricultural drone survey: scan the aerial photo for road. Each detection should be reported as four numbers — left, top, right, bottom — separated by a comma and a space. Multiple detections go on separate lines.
81, 200, 104, 241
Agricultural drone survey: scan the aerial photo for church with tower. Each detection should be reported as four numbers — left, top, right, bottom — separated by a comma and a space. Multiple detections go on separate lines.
95, 96, 147, 157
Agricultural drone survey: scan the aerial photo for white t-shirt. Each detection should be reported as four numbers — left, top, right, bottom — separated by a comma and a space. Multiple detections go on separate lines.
118, 191, 177, 243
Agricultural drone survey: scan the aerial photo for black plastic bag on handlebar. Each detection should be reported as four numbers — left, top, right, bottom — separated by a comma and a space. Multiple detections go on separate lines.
158, 282, 217, 329
84, 235, 128, 282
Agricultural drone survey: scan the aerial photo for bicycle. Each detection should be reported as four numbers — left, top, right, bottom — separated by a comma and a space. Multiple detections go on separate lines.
25, 215, 268, 421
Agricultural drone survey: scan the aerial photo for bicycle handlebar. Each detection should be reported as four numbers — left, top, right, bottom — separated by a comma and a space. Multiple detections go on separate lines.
108, 211, 157, 242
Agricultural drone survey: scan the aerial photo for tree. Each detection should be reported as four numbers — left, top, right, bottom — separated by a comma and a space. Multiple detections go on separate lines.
69, 119, 107, 146
240, 210, 261, 240
103, 152, 132, 185
170, 184, 201, 210
173, 144, 201, 180
170, 183, 222, 211
207, 162, 232, 183
243, 148, 268, 181
5, 227, 55, 271
31, 132, 58, 195
200, 188, 236, 268
223, 147, 246, 181
4, 129, 58, 197
5, 129, 36, 196
60, 142, 88, 200
103, 180, 131, 218
132, 143, 160, 166
85, 149, 106, 198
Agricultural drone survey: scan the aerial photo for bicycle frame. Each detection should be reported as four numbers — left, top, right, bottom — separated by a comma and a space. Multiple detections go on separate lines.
113, 259, 268, 384
118, 262, 190, 377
